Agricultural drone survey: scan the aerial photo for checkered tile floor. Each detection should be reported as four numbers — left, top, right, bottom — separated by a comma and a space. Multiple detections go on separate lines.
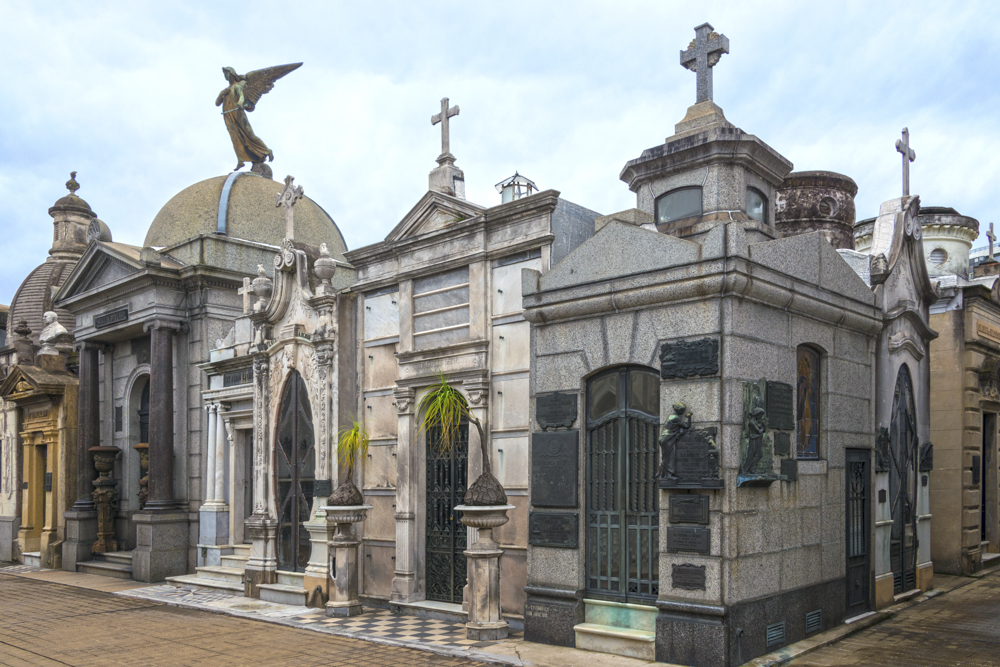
293, 608, 521, 650
0, 565, 41, 574
126, 583, 240, 605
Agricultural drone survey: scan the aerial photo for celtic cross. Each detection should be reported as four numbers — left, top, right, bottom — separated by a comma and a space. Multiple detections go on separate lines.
680, 23, 730, 104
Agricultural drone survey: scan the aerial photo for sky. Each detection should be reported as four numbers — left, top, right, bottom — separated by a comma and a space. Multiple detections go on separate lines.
1, 0, 998, 303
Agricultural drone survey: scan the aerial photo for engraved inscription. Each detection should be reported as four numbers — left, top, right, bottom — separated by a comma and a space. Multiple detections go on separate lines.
94, 307, 129, 329
780, 458, 798, 482
667, 526, 711, 554
766, 381, 794, 431
536, 392, 578, 430
669, 495, 709, 524
528, 512, 579, 548
660, 338, 719, 379
314, 479, 332, 498
773, 432, 791, 457
531, 431, 579, 508
672, 563, 706, 590
978, 320, 1000, 344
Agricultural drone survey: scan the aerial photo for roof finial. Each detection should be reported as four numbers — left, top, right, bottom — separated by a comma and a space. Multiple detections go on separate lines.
66, 171, 80, 195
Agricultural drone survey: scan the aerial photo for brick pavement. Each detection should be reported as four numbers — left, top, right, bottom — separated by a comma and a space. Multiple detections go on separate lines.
789, 570, 1000, 666
0, 573, 475, 667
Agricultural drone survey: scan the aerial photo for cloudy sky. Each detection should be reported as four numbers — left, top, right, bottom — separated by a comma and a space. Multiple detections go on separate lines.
1, 1, 998, 303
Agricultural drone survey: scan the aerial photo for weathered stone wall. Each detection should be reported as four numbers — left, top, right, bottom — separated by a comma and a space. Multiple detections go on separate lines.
775, 171, 858, 249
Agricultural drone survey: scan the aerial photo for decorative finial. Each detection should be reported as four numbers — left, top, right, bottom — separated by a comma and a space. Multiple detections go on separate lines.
13, 319, 31, 339
895, 128, 916, 197
66, 171, 80, 195
431, 97, 460, 159
680, 23, 730, 105
987, 222, 996, 262
276, 175, 304, 240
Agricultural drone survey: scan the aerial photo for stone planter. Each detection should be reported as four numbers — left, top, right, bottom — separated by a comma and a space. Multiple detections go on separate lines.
89, 446, 120, 554
321, 504, 371, 617
455, 504, 514, 640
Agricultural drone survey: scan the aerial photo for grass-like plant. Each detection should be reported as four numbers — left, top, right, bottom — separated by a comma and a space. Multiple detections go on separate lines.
419, 375, 507, 506
328, 419, 369, 505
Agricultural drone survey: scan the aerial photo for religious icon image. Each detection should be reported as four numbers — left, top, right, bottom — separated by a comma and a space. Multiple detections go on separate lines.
216, 63, 303, 172
797, 347, 820, 458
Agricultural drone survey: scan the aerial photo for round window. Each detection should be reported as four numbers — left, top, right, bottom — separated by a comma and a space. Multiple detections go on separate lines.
929, 248, 948, 266
818, 196, 839, 218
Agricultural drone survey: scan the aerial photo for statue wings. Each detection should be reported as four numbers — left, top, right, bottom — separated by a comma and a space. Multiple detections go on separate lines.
241, 63, 303, 108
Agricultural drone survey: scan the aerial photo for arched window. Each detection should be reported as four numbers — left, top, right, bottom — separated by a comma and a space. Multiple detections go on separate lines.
747, 187, 768, 224
796, 346, 821, 458
655, 187, 702, 226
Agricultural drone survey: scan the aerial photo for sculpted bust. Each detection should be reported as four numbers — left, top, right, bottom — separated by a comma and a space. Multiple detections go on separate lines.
37, 311, 70, 355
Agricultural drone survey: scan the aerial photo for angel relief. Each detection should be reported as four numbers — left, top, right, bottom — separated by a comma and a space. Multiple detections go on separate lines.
216, 63, 302, 172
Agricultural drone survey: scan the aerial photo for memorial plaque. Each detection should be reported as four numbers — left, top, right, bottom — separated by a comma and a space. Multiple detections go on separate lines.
773, 432, 790, 457
671, 563, 706, 591
660, 338, 719, 379
667, 526, 711, 554
536, 392, 578, 430
94, 306, 129, 329
44, 472, 52, 492
531, 431, 579, 507
133, 337, 150, 365
314, 479, 332, 498
972, 454, 982, 486
114, 406, 123, 433
660, 427, 723, 489
528, 512, 579, 548
669, 495, 709, 525
224, 367, 253, 387
780, 458, 798, 482
766, 381, 794, 431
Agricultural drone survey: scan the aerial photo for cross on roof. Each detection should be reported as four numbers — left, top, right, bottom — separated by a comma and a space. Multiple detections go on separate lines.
895, 127, 916, 197
988, 222, 996, 261
276, 175, 304, 240
680, 23, 730, 104
431, 97, 460, 157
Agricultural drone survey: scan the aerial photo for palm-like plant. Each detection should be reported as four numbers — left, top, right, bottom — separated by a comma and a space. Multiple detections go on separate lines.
328, 419, 369, 506
419, 375, 507, 506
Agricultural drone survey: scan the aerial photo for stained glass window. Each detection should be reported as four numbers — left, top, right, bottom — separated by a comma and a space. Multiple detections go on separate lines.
797, 346, 821, 458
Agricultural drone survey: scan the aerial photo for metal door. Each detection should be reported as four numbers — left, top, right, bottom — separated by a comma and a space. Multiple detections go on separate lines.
243, 431, 253, 544
586, 367, 660, 604
889, 365, 918, 594
845, 448, 871, 617
275, 370, 315, 572
426, 424, 468, 603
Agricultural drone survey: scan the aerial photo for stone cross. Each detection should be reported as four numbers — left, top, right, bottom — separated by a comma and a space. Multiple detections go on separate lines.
895, 127, 916, 196
680, 23, 730, 104
238, 277, 253, 314
275, 175, 304, 240
988, 222, 996, 261
431, 97, 460, 157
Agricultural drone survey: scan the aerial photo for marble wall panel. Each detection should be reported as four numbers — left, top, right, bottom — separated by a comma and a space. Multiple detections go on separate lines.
364, 395, 397, 440
494, 494, 528, 547
534, 353, 589, 394
363, 543, 395, 598
492, 321, 530, 373
363, 495, 397, 541
364, 443, 397, 490
363, 343, 398, 391
492, 377, 529, 431
494, 435, 528, 488
493, 258, 542, 316
500, 549, 527, 615
528, 546, 580, 588
534, 319, 606, 372
364, 293, 400, 341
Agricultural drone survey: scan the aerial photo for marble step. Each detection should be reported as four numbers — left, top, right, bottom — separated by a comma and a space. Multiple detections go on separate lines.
574, 623, 656, 661
98, 551, 133, 566
277, 570, 304, 587
165, 573, 243, 593
258, 583, 308, 606
983, 551, 1000, 569
220, 554, 249, 570
231, 544, 251, 556
583, 598, 657, 631
21, 552, 41, 567
78, 560, 133, 579
194, 566, 245, 584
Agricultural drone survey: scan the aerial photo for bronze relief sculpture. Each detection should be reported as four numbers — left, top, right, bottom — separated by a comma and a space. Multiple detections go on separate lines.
216, 63, 302, 172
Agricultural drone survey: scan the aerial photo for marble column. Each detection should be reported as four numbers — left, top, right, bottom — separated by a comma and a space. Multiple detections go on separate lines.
204, 404, 218, 504
199, 402, 229, 565
391, 385, 417, 602
63, 341, 101, 571
214, 406, 227, 503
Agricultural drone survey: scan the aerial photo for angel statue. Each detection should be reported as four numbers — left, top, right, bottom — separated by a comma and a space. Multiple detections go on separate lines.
216, 63, 303, 172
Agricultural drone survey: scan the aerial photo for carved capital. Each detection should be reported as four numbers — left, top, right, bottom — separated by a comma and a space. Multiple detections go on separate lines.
394, 386, 416, 414
463, 377, 490, 406
143, 319, 185, 334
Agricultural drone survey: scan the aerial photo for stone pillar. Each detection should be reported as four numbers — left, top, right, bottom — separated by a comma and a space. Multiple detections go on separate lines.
198, 403, 229, 565
324, 505, 370, 617
133, 320, 187, 582
214, 406, 227, 503
304, 508, 331, 606
457, 505, 512, 640
63, 341, 101, 571
391, 386, 417, 602
204, 405, 217, 504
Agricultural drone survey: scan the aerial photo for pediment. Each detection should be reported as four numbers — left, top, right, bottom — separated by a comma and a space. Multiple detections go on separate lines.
0, 367, 38, 399
749, 232, 875, 305
55, 243, 143, 301
867, 196, 936, 304
384, 191, 486, 243
539, 222, 702, 291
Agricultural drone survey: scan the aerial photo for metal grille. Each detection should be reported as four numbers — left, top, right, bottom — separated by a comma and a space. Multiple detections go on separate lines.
766, 621, 786, 647
889, 365, 918, 594
426, 424, 468, 603
587, 367, 659, 604
846, 449, 871, 617
275, 370, 315, 573
805, 609, 822, 634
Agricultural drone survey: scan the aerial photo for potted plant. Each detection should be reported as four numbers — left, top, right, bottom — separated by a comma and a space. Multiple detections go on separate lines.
327, 419, 369, 507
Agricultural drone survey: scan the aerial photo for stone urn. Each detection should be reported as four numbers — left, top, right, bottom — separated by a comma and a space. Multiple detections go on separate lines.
133, 442, 149, 509
320, 504, 372, 617
250, 264, 273, 311
314, 243, 337, 294
89, 446, 120, 554
455, 504, 515, 640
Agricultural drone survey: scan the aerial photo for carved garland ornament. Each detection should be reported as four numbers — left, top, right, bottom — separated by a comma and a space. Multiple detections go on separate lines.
252, 355, 270, 515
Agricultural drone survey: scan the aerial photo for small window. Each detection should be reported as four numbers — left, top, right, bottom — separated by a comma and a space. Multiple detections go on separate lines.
797, 346, 821, 459
747, 188, 768, 224
929, 248, 948, 266
628, 370, 659, 415
589, 374, 619, 421
655, 187, 702, 225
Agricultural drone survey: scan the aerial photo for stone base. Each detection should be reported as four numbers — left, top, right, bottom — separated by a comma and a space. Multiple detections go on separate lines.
303, 573, 329, 608
0, 516, 20, 563
917, 562, 934, 592
523, 587, 583, 647
198, 506, 230, 548
466, 621, 509, 641
131, 511, 189, 582
656, 604, 727, 666
874, 572, 895, 610
326, 600, 362, 617
244, 567, 277, 599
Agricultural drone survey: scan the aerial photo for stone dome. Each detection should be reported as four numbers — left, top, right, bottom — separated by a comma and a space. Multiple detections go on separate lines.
144, 173, 348, 259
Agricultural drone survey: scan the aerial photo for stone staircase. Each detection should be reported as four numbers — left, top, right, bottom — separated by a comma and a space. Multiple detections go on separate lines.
78, 551, 133, 579
166, 544, 249, 593
21, 551, 41, 567
574, 599, 657, 661
982, 542, 1000, 570
258, 570, 308, 606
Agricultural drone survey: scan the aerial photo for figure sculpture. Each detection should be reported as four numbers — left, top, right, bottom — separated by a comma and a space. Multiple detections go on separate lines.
741, 404, 767, 476
215, 63, 302, 172
658, 402, 692, 479
37, 311, 70, 355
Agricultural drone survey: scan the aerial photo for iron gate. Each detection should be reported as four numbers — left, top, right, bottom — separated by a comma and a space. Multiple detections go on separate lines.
845, 448, 871, 617
275, 370, 315, 572
889, 365, 918, 594
426, 424, 468, 603
586, 367, 660, 604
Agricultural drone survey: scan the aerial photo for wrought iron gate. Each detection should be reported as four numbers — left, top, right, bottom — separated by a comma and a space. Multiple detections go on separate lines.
586, 367, 660, 604
275, 370, 315, 572
426, 424, 468, 603
845, 449, 870, 617
889, 365, 918, 594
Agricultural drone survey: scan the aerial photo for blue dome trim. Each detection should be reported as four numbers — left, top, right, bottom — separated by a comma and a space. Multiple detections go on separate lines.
217, 171, 246, 234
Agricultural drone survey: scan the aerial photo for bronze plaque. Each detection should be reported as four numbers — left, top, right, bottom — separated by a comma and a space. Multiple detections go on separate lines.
531, 431, 579, 508
660, 338, 719, 379
669, 495, 709, 525
773, 432, 791, 457
780, 458, 797, 482
667, 526, 711, 554
528, 512, 579, 548
766, 381, 794, 431
661, 427, 723, 489
536, 393, 577, 430
672, 563, 706, 590
314, 479, 332, 498
94, 306, 128, 329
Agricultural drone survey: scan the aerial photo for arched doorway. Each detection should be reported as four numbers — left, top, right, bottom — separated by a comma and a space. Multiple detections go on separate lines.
889, 364, 918, 594
425, 422, 468, 603
586, 366, 660, 603
275, 370, 315, 572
